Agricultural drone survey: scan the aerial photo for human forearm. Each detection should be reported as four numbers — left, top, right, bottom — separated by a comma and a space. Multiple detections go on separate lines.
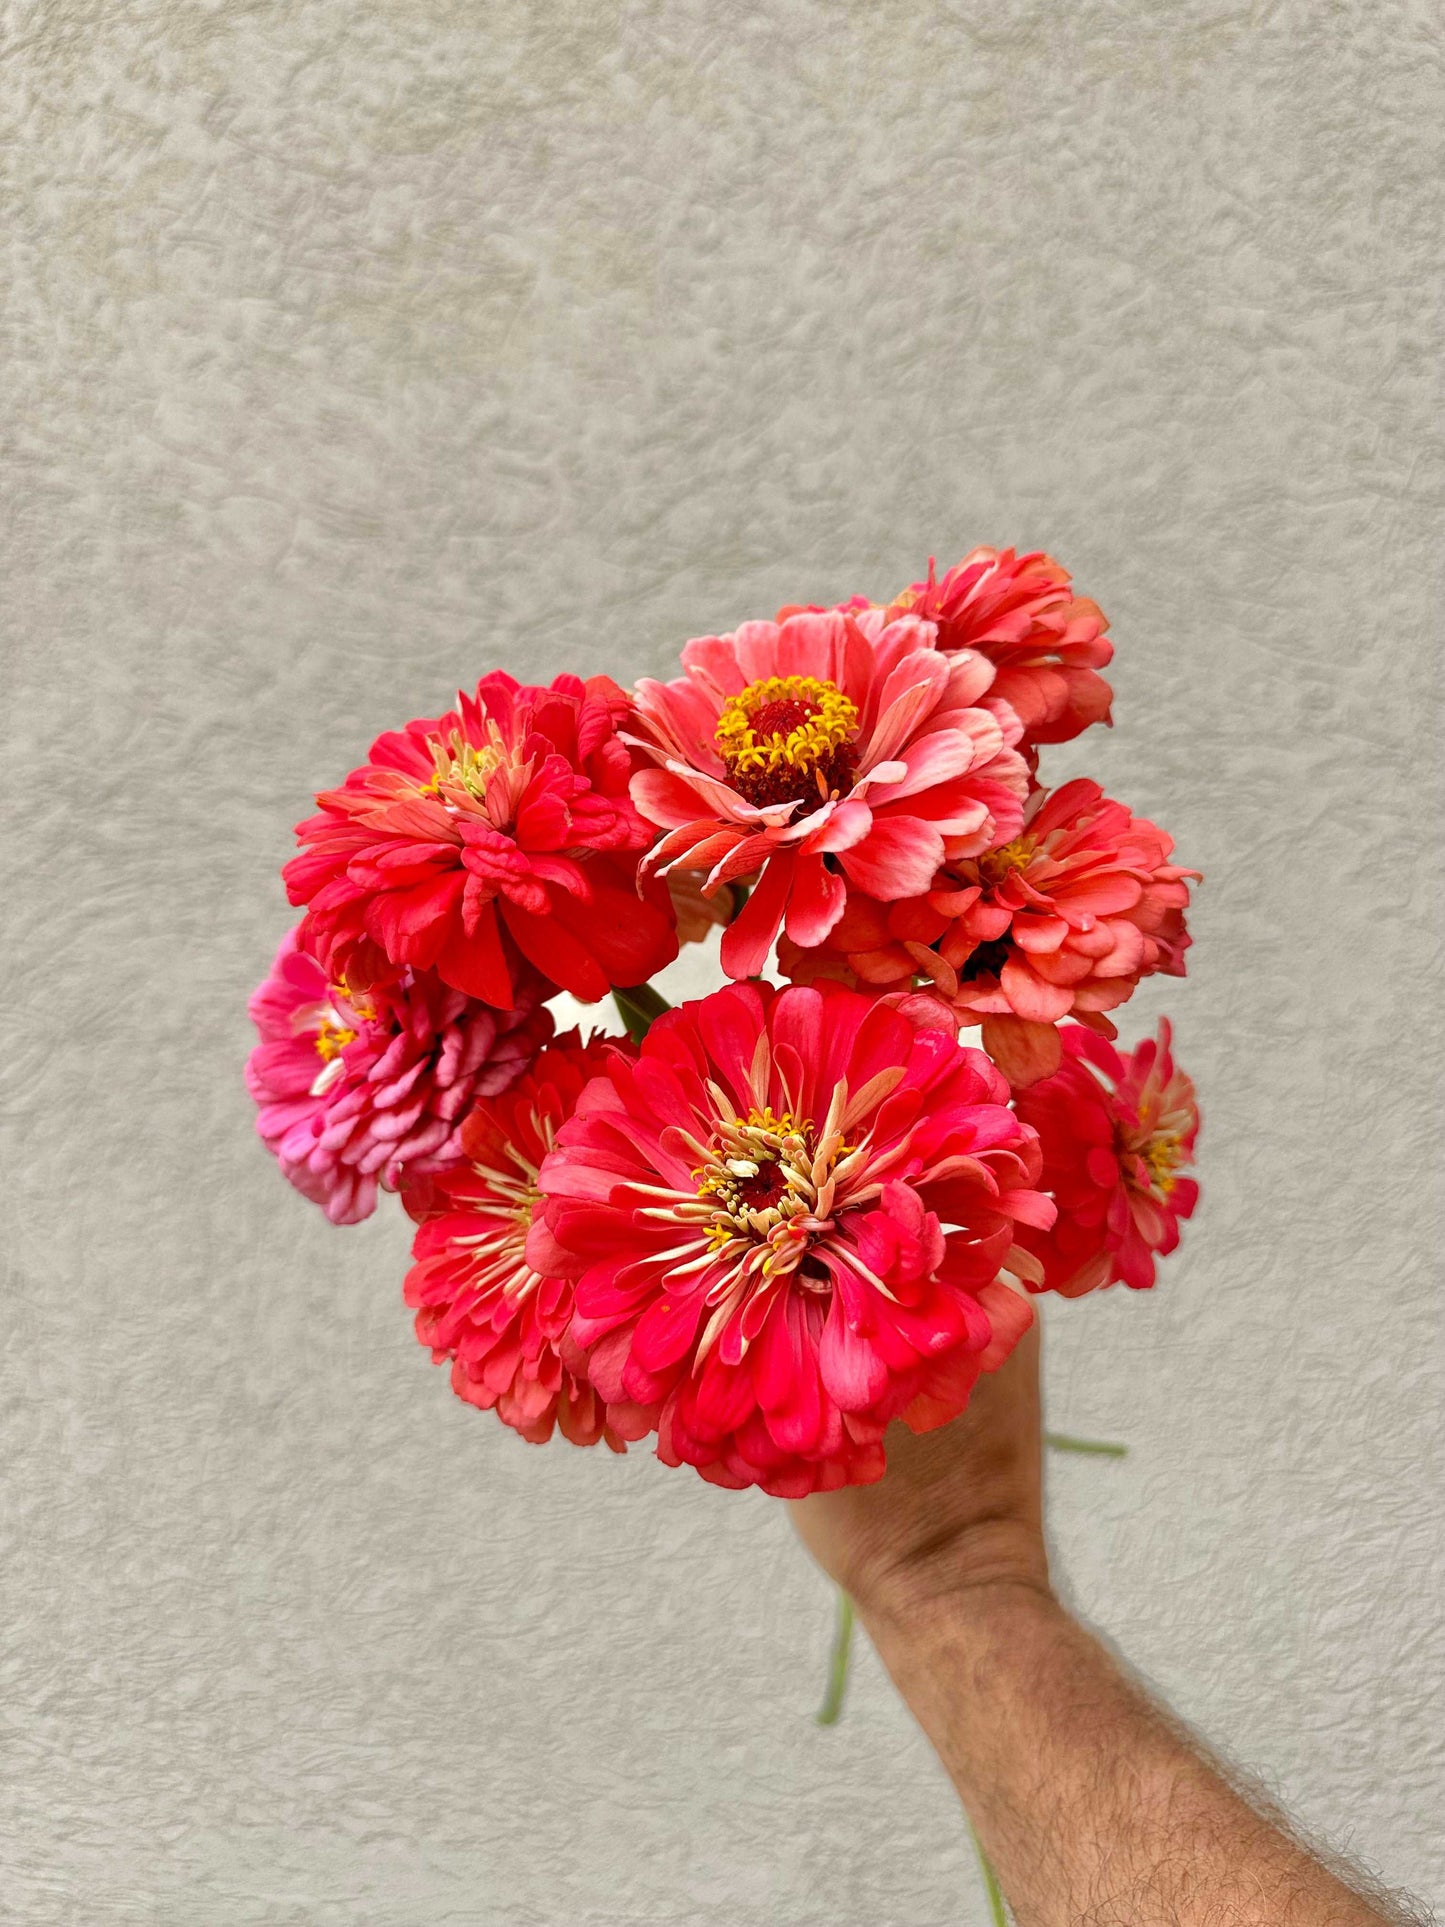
862, 1578, 1396, 1927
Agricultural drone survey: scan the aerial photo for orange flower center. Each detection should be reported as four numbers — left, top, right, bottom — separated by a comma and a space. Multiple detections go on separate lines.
715, 675, 859, 812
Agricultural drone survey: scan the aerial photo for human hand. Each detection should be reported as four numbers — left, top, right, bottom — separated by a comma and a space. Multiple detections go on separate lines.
790, 1314, 1051, 1627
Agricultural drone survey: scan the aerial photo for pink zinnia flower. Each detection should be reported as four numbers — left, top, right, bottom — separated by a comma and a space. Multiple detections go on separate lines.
780, 779, 1196, 1085
530, 981, 1050, 1497
628, 609, 1029, 981
284, 671, 678, 1009
245, 929, 553, 1225
1013, 1021, 1200, 1296
888, 548, 1113, 746
402, 1034, 634, 1450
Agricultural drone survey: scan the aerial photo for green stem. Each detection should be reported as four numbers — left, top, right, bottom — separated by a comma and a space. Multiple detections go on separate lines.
814, 1590, 855, 1726
1045, 1432, 1128, 1458
611, 983, 672, 1043
971, 1823, 1009, 1925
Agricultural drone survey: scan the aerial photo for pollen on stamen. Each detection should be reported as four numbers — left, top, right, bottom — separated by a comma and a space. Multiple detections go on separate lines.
976, 835, 1038, 888
1141, 1131, 1183, 1196
715, 674, 860, 812
314, 1015, 357, 1062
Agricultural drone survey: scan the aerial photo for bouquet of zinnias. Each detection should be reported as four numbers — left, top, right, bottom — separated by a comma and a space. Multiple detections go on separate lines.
249, 548, 1200, 1501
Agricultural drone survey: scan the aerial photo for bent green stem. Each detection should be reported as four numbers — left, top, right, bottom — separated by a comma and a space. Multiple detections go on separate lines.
814, 1589, 855, 1726
970, 1822, 1009, 1925
1045, 1431, 1128, 1458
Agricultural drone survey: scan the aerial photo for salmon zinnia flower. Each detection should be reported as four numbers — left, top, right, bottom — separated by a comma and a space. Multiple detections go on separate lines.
1013, 1021, 1200, 1296
888, 548, 1113, 747
780, 779, 1196, 1084
284, 671, 678, 1009
402, 1034, 636, 1450
627, 609, 1029, 981
245, 929, 553, 1225
530, 981, 1050, 1496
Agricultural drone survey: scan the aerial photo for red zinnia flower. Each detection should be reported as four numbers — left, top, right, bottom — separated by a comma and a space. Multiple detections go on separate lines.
888, 548, 1113, 746
284, 671, 678, 1009
402, 1033, 637, 1450
245, 928, 553, 1225
1013, 1021, 1200, 1296
530, 981, 1050, 1496
780, 779, 1196, 1084
628, 609, 1028, 981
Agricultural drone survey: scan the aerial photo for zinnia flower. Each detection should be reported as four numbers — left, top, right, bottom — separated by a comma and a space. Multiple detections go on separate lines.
887, 548, 1113, 746
780, 778, 1196, 1084
627, 609, 1029, 981
245, 928, 552, 1225
1013, 1020, 1200, 1296
402, 1034, 634, 1449
530, 981, 1050, 1497
284, 671, 678, 1008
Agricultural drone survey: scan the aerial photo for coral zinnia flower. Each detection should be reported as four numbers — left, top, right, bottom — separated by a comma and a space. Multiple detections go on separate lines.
888, 548, 1113, 746
284, 671, 678, 1009
1013, 1021, 1200, 1296
780, 779, 1196, 1085
245, 928, 552, 1225
530, 981, 1050, 1497
628, 610, 1029, 981
402, 1033, 634, 1450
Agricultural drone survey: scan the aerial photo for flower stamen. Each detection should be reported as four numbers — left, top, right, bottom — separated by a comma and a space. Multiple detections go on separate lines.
715, 675, 859, 811
313, 1013, 357, 1062
422, 719, 534, 826
1140, 1129, 1183, 1196
976, 835, 1037, 887
693, 1106, 852, 1281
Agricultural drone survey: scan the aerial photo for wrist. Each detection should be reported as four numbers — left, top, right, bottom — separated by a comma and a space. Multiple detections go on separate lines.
851, 1521, 1055, 1640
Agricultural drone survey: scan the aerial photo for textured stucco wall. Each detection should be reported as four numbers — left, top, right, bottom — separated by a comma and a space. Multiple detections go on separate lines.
3, 3, 1442, 1922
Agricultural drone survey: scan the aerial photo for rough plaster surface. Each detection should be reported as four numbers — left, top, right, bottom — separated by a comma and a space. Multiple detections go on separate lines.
2, 3, 1442, 1921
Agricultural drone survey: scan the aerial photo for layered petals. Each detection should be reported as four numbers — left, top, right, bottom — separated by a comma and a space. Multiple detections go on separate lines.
284, 671, 678, 1007
535, 980, 1051, 1495
245, 928, 553, 1225
401, 1033, 637, 1448
780, 779, 1197, 1083
1013, 1020, 1201, 1296
628, 611, 1029, 981
889, 548, 1114, 747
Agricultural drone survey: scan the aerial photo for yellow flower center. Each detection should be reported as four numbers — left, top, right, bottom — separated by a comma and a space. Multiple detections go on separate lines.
424, 728, 507, 801
314, 1013, 357, 1062
715, 675, 859, 811
976, 836, 1037, 888
1141, 1130, 1183, 1196
690, 1105, 852, 1280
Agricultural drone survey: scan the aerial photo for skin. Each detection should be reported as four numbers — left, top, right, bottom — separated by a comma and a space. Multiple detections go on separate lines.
792, 1321, 1418, 1927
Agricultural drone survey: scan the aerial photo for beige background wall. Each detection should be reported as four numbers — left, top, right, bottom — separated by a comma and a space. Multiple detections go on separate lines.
3, 4, 1442, 1922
